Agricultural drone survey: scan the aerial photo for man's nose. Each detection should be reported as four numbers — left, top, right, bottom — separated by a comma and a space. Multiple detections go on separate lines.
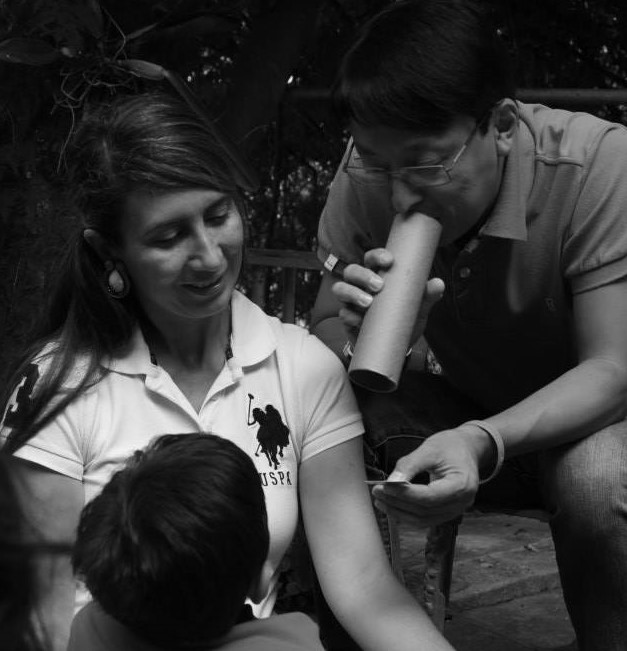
390, 177, 424, 215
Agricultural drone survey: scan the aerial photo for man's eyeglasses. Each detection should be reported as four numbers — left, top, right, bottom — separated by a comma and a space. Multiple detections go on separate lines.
343, 113, 490, 189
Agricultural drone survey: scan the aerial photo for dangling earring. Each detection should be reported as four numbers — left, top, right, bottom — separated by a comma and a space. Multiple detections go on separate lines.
104, 260, 130, 299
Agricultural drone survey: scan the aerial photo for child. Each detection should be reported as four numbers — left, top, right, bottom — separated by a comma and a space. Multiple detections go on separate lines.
68, 433, 324, 650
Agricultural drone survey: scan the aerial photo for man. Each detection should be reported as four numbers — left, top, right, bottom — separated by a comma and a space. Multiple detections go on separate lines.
311, 1, 627, 649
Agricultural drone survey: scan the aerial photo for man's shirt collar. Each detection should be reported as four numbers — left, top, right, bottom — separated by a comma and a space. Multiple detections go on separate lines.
480, 103, 535, 242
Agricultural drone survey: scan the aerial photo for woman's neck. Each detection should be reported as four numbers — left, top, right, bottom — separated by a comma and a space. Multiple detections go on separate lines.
141, 310, 231, 373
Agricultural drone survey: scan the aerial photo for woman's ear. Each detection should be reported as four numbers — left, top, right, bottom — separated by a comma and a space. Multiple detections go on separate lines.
83, 228, 112, 263
492, 98, 519, 157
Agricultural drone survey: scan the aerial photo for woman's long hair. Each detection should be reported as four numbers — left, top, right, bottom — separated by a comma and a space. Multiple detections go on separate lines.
2, 91, 245, 452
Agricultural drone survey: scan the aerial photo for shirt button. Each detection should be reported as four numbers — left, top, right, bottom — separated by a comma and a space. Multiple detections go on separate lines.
459, 267, 471, 279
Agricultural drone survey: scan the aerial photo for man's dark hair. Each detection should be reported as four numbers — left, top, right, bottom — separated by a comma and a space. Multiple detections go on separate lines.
72, 433, 269, 647
333, 0, 516, 133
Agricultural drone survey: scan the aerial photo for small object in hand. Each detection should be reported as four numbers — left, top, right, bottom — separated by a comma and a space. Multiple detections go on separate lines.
364, 479, 410, 486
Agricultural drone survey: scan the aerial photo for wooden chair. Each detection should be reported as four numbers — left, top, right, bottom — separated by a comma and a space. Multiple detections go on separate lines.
388, 518, 460, 631
389, 509, 551, 632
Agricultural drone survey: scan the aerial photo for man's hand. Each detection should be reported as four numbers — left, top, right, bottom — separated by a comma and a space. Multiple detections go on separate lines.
331, 248, 445, 343
371, 427, 489, 526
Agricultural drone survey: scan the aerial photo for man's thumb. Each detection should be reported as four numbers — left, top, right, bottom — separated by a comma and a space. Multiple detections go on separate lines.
387, 450, 432, 485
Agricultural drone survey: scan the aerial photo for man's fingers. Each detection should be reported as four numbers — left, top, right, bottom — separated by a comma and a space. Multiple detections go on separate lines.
363, 247, 394, 271
423, 278, 445, 309
338, 306, 364, 330
372, 478, 474, 511
343, 263, 385, 294
332, 278, 376, 311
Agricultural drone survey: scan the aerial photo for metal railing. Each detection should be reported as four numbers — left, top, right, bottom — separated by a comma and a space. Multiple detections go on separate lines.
245, 248, 321, 324
247, 87, 626, 323
286, 87, 627, 107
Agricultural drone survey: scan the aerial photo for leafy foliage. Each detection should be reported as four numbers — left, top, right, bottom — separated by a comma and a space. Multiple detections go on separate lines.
1, 0, 627, 381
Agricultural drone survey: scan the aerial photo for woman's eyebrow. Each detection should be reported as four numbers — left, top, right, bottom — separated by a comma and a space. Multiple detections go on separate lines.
143, 196, 231, 236
142, 217, 185, 237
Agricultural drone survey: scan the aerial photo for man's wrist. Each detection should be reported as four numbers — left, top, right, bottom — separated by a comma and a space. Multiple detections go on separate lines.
460, 420, 505, 484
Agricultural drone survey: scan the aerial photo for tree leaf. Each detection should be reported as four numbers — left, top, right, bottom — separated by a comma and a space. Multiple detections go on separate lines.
0, 38, 60, 65
81, 0, 105, 39
116, 58, 166, 81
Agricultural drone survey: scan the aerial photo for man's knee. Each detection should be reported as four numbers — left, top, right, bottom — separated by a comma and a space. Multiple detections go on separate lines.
543, 421, 627, 535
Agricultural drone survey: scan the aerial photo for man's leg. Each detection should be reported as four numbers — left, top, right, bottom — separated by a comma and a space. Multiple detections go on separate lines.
355, 371, 485, 475
542, 420, 627, 651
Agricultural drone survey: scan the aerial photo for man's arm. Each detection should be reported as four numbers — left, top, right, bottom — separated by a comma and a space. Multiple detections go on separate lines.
310, 271, 349, 361
375, 278, 627, 524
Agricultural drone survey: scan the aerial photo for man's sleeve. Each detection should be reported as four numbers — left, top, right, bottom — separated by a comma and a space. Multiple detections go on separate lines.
317, 139, 395, 272
565, 125, 627, 294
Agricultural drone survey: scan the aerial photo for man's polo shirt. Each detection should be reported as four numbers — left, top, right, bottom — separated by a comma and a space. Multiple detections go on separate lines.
318, 102, 627, 412
1, 291, 363, 616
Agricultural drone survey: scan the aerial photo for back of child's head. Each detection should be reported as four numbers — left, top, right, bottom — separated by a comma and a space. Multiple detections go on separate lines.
72, 433, 268, 647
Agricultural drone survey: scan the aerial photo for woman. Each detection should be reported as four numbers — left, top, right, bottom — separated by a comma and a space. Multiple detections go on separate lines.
0, 92, 453, 651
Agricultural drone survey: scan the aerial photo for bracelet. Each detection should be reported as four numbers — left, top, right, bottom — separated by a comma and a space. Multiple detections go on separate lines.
464, 420, 505, 485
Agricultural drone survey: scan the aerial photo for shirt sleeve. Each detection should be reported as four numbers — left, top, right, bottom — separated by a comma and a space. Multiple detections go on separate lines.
564, 124, 627, 293
317, 140, 396, 271
0, 358, 87, 480
286, 328, 364, 463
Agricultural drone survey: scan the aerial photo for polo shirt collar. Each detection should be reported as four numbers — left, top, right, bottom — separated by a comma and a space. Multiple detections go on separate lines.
479, 104, 535, 242
102, 328, 155, 377
102, 290, 277, 377
230, 290, 277, 367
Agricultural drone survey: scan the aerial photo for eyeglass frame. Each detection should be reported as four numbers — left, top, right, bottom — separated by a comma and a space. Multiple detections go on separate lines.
342, 111, 492, 188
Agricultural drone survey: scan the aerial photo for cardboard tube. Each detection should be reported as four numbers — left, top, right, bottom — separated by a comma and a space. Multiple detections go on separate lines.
348, 212, 442, 393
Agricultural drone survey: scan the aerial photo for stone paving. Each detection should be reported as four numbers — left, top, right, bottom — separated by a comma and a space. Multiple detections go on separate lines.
397, 510, 578, 650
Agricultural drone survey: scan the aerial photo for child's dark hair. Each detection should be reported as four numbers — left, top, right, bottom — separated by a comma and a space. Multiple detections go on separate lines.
72, 433, 268, 647
333, 0, 515, 133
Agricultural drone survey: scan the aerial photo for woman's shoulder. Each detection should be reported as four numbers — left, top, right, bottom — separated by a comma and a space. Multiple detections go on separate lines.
20, 340, 99, 394
273, 322, 350, 392
231, 290, 346, 375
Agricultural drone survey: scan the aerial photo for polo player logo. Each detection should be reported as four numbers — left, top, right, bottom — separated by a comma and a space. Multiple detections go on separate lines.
247, 394, 290, 469
3, 363, 39, 429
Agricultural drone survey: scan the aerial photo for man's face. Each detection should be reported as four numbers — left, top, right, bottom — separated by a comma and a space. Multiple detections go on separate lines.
349, 115, 507, 246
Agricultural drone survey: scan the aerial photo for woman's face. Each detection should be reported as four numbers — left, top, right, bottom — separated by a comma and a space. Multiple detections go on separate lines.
115, 188, 244, 327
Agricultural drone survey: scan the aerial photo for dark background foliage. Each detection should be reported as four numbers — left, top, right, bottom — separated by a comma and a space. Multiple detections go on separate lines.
1, 0, 626, 385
